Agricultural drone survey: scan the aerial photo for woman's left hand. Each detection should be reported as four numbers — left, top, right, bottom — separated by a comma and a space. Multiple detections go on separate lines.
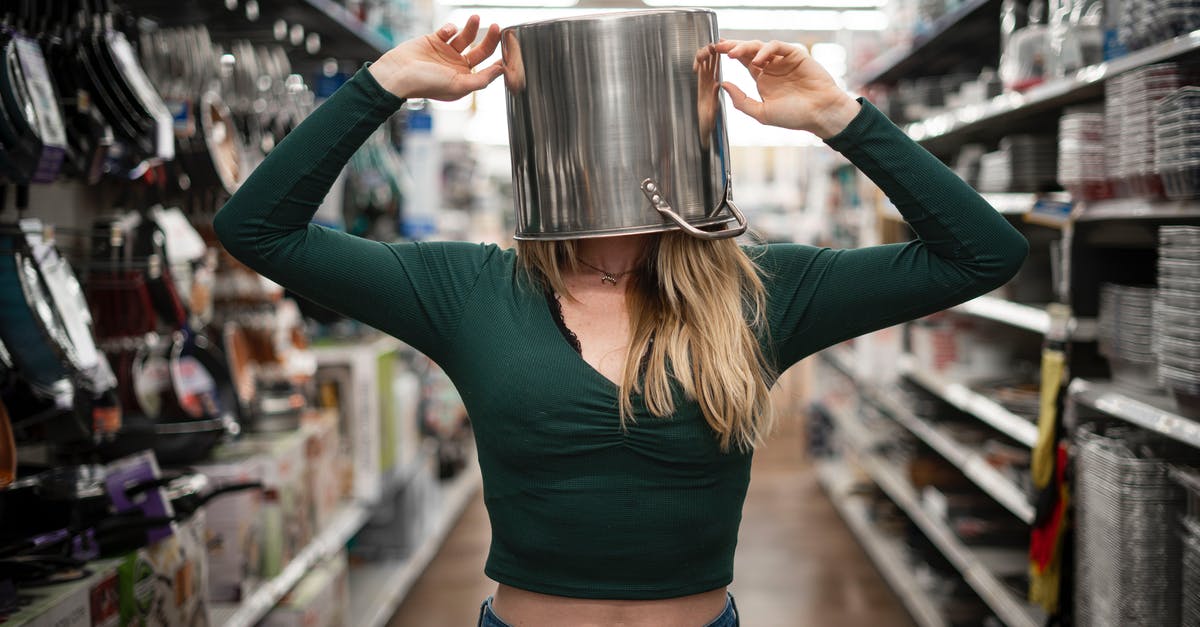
714, 39, 860, 140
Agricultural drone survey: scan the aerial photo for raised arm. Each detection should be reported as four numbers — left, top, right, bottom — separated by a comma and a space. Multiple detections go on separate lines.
715, 39, 1029, 369
213, 17, 504, 360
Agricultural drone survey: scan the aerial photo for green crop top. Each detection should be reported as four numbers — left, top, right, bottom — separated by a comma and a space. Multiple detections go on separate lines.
214, 66, 1028, 600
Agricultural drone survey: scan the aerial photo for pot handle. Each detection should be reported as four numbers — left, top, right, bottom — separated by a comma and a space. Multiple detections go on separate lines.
641, 179, 747, 240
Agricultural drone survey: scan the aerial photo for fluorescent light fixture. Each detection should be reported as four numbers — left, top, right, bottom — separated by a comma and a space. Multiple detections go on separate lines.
438, 0, 578, 7
442, 7, 887, 30
645, 0, 885, 8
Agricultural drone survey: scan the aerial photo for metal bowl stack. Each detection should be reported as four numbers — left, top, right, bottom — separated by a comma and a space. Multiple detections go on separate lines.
1157, 226, 1200, 417
1120, 0, 1200, 50
1170, 467, 1200, 625
1099, 283, 1160, 392
1107, 64, 1183, 197
1155, 88, 1200, 199
1059, 112, 1110, 201
1075, 428, 1185, 626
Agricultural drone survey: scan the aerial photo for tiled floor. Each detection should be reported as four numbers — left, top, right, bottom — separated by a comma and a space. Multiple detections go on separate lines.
388, 415, 913, 626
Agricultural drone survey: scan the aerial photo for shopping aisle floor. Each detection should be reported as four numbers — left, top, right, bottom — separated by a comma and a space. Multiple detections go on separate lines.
388, 415, 913, 626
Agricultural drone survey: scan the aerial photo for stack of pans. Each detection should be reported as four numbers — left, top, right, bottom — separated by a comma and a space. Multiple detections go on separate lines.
1004, 134, 1059, 191
1155, 87, 1200, 199
977, 148, 1012, 193
1170, 468, 1200, 626
1059, 112, 1111, 201
1075, 427, 1186, 626
1107, 64, 1184, 197
1157, 226, 1200, 418
1099, 283, 1160, 392
1119, 0, 1200, 50
976, 135, 1058, 192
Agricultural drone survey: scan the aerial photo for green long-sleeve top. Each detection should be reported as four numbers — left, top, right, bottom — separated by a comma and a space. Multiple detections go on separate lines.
214, 66, 1028, 600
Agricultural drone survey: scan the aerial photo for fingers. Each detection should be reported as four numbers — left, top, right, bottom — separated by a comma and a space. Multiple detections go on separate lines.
751, 40, 793, 68
716, 39, 763, 77
465, 23, 501, 67
453, 60, 505, 93
435, 22, 458, 42
448, 15, 481, 53
721, 82, 765, 123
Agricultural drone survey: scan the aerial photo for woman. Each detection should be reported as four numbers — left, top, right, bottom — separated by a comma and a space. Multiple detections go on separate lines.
215, 15, 1028, 627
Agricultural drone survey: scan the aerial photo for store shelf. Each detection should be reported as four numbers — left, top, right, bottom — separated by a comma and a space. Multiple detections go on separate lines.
854, 0, 1001, 86
898, 355, 1040, 447
820, 345, 1036, 521
1070, 378, 1200, 448
981, 193, 1040, 216
951, 296, 1097, 340
820, 348, 1036, 524
816, 396, 887, 455
906, 29, 1200, 151
866, 386, 1035, 524
124, 0, 392, 62
349, 460, 483, 627
857, 455, 1044, 627
815, 461, 950, 627
209, 502, 371, 627
1074, 198, 1200, 222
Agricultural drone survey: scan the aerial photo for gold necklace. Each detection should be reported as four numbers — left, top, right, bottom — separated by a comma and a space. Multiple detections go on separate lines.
577, 259, 635, 286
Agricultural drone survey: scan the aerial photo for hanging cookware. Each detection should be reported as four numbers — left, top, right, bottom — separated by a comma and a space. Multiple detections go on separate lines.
0, 31, 43, 183
0, 223, 79, 401
12, 35, 68, 183
502, 9, 746, 240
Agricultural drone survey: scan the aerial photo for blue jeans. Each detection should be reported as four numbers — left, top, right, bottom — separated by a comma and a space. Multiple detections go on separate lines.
477, 593, 739, 627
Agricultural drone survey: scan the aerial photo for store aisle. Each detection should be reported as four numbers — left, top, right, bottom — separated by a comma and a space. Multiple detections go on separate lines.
389, 415, 911, 626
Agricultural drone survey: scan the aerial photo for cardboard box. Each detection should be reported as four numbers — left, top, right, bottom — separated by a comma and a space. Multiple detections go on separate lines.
117, 511, 210, 626
0, 560, 120, 627
193, 451, 265, 602
353, 443, 439, 560
260, 551, 350, 627
301, 410, 342, 531
312, 335, 398, 503
240, 429, 311, 578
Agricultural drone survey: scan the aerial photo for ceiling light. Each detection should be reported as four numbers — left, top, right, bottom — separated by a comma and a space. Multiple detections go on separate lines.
442, 7, 887, 31
645, 0, 886, 8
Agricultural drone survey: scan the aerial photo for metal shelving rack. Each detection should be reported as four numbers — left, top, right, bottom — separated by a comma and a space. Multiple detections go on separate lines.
1069, 378, 1200, 448
815, 461, 950, 627
823, 349, 1036, 523
897, 354, 1040, 448
952, 295, 1097, 340
349, 461, 484, 627
826, 10, 1200, 624
852, 0, 1002, 86
816, 388, 1044, 627
204, 457, 482, 627
121, 0, 393, 63
208, 504, 371, 627
905, 30, 1200, 154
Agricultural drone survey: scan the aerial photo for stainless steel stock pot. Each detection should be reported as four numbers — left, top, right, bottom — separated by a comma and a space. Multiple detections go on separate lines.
501, 9, 747, 240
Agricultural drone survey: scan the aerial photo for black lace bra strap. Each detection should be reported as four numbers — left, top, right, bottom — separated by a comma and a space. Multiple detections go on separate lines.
545, 290, 583, 354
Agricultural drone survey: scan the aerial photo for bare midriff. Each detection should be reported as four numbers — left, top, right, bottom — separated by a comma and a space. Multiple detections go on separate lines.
490, 584, 728, 627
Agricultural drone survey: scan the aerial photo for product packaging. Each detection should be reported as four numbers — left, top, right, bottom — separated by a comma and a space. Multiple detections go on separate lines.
193, 450, 265, 602
117, 510, 210, 626
260, 551, 351, 627
2, 560, 120, 626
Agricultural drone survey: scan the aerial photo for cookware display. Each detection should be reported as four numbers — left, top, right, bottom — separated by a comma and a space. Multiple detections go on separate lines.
1157, 226, 1200, 418
82, 210, 240, 464
0, 219, 120, 446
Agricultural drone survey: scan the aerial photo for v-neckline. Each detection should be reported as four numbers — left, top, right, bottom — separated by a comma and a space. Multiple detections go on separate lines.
537, 289, 624, 394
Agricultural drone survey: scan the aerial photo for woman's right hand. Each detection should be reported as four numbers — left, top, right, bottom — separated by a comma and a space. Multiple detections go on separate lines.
368, 15, 504, 101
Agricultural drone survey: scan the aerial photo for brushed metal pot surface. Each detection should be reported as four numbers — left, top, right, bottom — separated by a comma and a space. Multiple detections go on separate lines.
501, 9, 747, 240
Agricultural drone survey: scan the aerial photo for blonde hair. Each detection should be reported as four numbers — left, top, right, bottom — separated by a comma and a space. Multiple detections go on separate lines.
517, 232, 774, 452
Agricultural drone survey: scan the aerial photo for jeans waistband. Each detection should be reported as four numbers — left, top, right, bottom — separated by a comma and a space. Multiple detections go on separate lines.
477, 592, 739, 627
